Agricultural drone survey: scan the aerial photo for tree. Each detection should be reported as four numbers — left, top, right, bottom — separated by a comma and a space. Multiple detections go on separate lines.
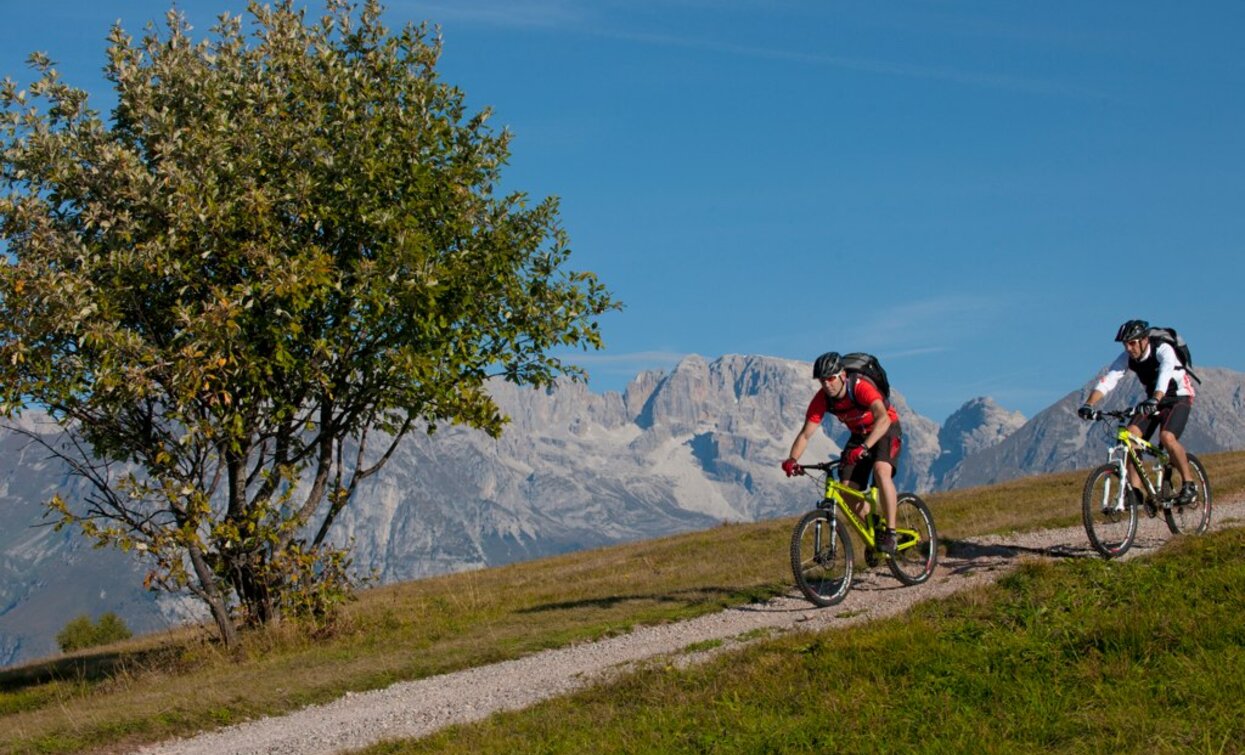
0, 0, 617, 647
56, 612, 134, 652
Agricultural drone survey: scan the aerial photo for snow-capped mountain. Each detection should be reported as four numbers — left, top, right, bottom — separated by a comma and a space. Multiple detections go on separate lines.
3, 355, 1244, 666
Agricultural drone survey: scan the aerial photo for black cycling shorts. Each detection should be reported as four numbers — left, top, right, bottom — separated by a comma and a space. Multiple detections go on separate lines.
1130, 396, 1192, 441
840, 422, 903, 489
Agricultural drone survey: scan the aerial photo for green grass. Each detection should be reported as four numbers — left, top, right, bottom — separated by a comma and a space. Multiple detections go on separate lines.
368, 527, 1245, 754
2, 450, 1243, 754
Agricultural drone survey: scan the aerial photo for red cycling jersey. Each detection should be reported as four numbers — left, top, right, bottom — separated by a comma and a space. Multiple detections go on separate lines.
805, 378, 900, 435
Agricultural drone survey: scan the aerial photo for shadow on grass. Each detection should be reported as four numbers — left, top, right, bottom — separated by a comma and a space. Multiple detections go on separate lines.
943, 536, 1094, 563
516, 586, 759, 614
0, 644, 183, 692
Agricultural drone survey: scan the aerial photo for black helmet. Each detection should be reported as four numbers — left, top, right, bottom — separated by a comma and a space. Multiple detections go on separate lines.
812, 351, 843, 379
1115, 319, 1150, 342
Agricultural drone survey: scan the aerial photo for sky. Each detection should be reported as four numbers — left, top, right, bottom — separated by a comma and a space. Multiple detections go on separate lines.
2, 1, 1243, 423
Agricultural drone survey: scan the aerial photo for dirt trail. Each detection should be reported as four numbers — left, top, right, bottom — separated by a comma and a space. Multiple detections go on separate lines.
141, 499, 1245, 755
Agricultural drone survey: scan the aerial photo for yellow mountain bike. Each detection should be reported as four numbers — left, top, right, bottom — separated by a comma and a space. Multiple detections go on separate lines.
1081, 408, 1212, 559
788, 459, 938, 607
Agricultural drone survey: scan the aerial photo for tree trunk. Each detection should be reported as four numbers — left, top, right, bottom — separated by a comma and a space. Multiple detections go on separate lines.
233, 556, 275, 626
187, 542, 240, 648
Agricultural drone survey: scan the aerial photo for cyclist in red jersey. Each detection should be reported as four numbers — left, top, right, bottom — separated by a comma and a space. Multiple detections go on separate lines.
781, 352, 904, 554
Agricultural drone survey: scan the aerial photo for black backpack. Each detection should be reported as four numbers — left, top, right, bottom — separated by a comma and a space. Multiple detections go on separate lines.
1148, 327, 1201, 383
841, 352, 891, 406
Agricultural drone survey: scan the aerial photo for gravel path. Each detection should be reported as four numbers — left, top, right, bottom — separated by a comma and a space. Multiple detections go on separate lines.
141, 498, 1245, 755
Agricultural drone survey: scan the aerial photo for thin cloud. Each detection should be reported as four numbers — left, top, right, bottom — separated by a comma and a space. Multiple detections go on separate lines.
393, 0, 587, 29
600, 30, 1102, 98
394, 1, 1101, 98
851, 295, 1007, 351
878, 346, 948, 360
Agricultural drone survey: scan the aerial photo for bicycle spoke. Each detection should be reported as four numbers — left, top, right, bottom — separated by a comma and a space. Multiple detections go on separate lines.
1164, 453, 1212, 535
886, 494, 937, 585
1082, 464, 1137, 558
790, 510, 853, 607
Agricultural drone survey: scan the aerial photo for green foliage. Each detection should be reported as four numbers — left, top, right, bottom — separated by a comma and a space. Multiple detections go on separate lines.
55, 612, 133, 653
0, 0, 616, 645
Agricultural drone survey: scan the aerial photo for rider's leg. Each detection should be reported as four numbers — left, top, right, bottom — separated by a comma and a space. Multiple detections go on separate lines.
1125, 424, 1148, 490
873, 460, 898, 529
868, 425, 903, 531
1157, 399, 1194, 486
843, 481, 869, 520
841, 437, 873, 520
1160, 429, 1193, 482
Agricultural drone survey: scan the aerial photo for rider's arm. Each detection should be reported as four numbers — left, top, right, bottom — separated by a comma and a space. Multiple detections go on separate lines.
787, 417, 821, 461
1088, 352, 1130, 403
861, 399, 891, 452
1151, 341, 1181, 401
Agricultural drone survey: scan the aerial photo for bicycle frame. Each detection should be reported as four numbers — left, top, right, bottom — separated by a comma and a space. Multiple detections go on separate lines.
1105, 423, 1170, 506
807, 462, 920, 555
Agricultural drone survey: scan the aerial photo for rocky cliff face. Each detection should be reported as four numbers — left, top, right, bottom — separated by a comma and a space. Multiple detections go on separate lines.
931, 397, 1028, 488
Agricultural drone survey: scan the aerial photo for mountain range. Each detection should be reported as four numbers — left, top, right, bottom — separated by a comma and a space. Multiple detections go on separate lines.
3, 354, 1244, 666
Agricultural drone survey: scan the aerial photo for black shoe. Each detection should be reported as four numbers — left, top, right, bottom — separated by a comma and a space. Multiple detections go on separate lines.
876, 529, 897, 556
1176, 482, 1197, 506
1124, 487, 1151, 516
1129, 488, 1157, 518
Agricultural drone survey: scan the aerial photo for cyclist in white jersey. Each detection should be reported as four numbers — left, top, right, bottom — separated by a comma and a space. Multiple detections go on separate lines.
1078, 319, 1197, 505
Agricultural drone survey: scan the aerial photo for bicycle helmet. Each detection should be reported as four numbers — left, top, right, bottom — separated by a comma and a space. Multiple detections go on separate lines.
1114, 319, 1150, 342
812, 351, 843, 379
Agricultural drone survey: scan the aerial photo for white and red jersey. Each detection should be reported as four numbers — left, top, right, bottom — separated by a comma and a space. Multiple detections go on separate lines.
1094, 340, 1196, 399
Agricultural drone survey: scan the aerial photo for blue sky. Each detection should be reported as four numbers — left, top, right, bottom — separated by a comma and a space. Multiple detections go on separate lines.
3, 1, 1242, 423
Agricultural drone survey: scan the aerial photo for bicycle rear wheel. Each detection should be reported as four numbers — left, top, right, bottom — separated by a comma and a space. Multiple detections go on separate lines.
1163, 453, 1212, 535
790, 509, 854, 607
1082, 463, 1138, 559
886, 493, 938, 585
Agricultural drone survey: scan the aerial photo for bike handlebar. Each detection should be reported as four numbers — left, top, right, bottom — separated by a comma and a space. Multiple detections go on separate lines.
1089, 408, 1141, 422
789, 459, 841, 476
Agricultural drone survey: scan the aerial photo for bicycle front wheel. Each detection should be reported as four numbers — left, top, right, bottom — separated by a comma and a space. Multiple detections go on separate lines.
1082, 463, 1138, 559
886, 493, 938, 585
1164, 453, 1212, 535
790, 509, 854, 607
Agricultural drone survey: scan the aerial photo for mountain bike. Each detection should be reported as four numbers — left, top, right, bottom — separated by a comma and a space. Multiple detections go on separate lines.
1081, 408, 1212, 559
788, 460, 938, 607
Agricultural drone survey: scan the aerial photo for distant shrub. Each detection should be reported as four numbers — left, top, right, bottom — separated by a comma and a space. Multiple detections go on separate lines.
56, 612, 133, 652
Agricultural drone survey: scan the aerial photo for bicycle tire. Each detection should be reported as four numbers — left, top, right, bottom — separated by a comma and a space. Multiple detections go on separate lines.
790, 509, 854, 607
1081, 463, 1138, 559
885, 493, 938, 585
1163, 453, 1212, 535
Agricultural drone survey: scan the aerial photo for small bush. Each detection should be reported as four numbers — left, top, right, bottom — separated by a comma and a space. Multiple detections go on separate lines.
56, 612, 133, 652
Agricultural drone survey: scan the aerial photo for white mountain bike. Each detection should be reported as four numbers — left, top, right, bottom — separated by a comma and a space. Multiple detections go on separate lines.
1080, 407, 1212, 559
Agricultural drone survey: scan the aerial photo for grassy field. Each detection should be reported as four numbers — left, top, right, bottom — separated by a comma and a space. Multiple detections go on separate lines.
3, 451, 1244, 753
369, 528, 1245, 754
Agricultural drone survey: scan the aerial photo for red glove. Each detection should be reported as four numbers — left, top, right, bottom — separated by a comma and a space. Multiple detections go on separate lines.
781, 458, 802, 477
845, 446, 870, 465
